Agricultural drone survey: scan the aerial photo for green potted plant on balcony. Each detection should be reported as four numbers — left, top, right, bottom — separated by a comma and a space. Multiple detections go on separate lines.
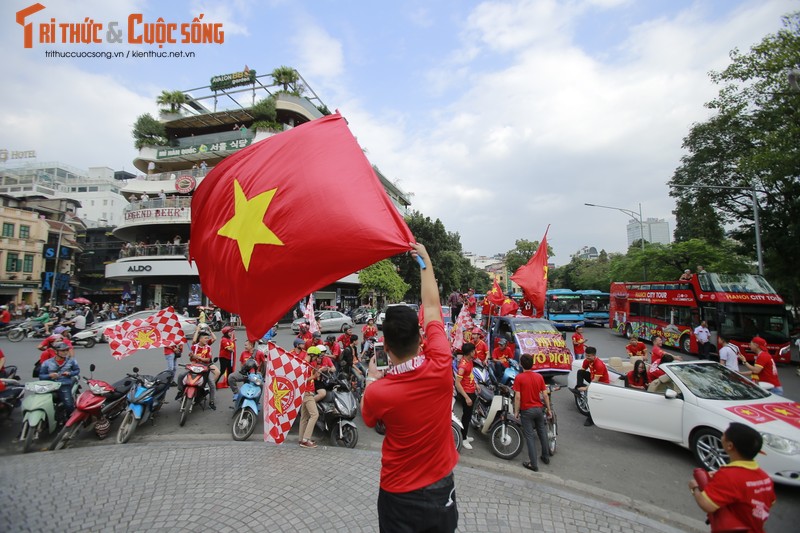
156, 90, 187, 120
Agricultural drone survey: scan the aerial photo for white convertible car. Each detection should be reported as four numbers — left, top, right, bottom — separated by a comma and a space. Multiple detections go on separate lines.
568, 359, 800, 487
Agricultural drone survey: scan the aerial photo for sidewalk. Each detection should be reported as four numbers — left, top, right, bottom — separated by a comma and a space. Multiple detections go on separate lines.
0, 441, 703, 532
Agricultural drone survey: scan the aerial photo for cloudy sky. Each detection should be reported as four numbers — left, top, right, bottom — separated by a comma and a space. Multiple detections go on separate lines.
1, 0, 793, 264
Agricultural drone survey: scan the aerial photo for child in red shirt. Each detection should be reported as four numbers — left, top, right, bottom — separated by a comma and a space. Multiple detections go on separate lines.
571, 326, 586, 360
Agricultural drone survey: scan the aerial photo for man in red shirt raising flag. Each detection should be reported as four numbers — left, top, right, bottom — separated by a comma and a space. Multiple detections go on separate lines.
511, 227, 550, 318
361, 243, 459, 532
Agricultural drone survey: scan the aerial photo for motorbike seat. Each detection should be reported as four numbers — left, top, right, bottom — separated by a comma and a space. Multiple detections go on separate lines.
154, 370, 174, 383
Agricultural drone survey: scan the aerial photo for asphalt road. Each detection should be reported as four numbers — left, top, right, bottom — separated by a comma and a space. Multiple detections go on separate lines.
1, 325, 798, 531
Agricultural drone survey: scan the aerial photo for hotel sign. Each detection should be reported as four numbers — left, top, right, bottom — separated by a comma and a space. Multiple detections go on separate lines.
0, 149, 36, 163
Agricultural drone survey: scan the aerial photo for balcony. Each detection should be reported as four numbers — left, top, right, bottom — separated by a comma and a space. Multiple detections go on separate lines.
115, 197, 192, 236
119, 243, 189, 259
106, 247, 198, 280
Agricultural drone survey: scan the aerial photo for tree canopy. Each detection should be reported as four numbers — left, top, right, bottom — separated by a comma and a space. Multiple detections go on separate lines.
668, 12, 800, 305
132, 113, 167, 149
504, 238, 555, 274
358, 260, 409, 306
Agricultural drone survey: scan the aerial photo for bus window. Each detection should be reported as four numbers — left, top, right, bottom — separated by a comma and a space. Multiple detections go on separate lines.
702, 307, 718, 331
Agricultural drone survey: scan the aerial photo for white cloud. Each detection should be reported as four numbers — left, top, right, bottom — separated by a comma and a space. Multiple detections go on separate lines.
293, 24, 345, 81
188, 0, 252, 37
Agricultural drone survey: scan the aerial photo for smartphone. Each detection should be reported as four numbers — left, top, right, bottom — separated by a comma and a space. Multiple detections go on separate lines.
374, 342, 390, 370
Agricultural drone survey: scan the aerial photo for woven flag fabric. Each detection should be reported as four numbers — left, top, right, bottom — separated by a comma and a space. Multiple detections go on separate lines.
303, 295, 319, 334
189, 113, 415, 339
104, 307, 187, 360
450, 306, 475, 351
511, 227, 550, 318
263, 341, 308, 444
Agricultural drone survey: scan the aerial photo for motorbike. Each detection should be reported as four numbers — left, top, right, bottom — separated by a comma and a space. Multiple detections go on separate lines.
116, 367, 174, 444
470, 359, 523, 460
0, 376, 25, 419
1, 364, 20, 380
231, 370, 263, 441
0, 319, 25, 337
49, 364, 134, 450
7, 319, 50, 342
315, 372, 359, 448
71, 327, 100, 348
177, 362, 212, 427
19, 379, 79, 453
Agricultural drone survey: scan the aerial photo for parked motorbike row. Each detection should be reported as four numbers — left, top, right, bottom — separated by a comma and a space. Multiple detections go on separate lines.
5, 353, 362, 452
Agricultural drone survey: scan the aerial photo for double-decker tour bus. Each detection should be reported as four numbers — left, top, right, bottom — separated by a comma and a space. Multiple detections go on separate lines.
609, 273, 791, 363
578, 289, 610, 327
544, 289, 584, 331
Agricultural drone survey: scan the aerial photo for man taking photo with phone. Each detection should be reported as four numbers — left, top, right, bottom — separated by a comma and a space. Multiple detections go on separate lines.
361, 242, 459, 532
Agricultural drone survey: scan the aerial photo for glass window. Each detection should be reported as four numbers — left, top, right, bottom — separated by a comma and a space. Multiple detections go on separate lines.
19, 225, 30, 239
669, 363, 769, 401
89, 186, 98, 192
23, 254, 34, 273
103, 199, 108, 206
78, 187, 87, 192
2, 223, 13, 237
5, 252, 19, 272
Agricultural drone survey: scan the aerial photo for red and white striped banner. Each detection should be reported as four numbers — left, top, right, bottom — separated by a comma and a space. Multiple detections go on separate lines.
104, 307, 186, 360
263, 341, 308, 444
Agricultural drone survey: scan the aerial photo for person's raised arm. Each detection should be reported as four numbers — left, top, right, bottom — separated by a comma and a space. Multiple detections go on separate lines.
410, 242, 441, 326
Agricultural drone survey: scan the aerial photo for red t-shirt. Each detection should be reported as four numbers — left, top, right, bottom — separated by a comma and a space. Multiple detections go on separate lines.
581, 357, 610, 383
39, 348, 56, 364
337, 333, 352, 347
703, 461, 775, 533
238, 349, 265, 372
325, 341, 342, 360
513, 370, 546, 410
626, 342, 646, 357
362, 324, 378, 339
651, 345, 664, 363
361, 320, 459, 493
474, 340, 488, 362
627, 370, 648, 388
466, 296, 477, 314
190, 344, 212, 363
163, 344, 183, 356
492, 346, 514, 367
571, 333, 586, 355
456, 358, 476, 394
519, 300, 533, 317
753, 351, 781, 388
219, 337, 235, 360
0, 310, 10, 323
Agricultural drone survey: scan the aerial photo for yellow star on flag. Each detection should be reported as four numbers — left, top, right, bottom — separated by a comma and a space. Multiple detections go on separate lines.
217, 179, 284, 271
543, 265, 549, 280
773, 408, 793, 416
133, 329, 156, 348
271, 378, 290, 414
741, 409, 754, 415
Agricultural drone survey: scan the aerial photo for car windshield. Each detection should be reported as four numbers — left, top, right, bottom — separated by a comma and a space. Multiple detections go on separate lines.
668, 363, 771, 401
512, 321, 560, 334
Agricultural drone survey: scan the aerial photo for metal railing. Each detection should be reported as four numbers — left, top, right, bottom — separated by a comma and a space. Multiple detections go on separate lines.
123, 196, 193, 212
119, 243, 189, 258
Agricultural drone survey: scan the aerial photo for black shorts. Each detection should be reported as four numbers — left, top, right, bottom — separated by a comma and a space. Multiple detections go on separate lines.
377, 473, 458, 533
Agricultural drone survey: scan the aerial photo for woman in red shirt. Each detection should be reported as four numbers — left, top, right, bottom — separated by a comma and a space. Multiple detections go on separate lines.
361, 318, 378, 354
218, 326, 236, 384
626, 360, 649, 390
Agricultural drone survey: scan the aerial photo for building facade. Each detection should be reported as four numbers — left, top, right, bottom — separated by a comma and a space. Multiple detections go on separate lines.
627, 217, 671, 246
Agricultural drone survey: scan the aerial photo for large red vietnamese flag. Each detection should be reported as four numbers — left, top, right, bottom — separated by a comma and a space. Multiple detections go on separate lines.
510, 227, 550, 318
190, 113, 414, 338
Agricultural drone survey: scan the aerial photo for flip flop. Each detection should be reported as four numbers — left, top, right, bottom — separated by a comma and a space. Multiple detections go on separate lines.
522, 462, 538, 472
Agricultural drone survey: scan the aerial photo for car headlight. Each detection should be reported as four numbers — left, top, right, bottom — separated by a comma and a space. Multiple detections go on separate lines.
762, 432, 800, 455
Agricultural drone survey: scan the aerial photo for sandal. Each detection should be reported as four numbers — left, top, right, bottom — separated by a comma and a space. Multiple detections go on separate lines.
522, 462, 538, 472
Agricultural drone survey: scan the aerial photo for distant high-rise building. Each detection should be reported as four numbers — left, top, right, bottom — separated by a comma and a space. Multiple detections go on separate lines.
627, 217, 670, 246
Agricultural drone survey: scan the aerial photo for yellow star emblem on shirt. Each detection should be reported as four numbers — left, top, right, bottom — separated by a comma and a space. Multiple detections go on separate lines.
217, 179, 284, 271
133, 328, 156, 348
271, 378, 290, 414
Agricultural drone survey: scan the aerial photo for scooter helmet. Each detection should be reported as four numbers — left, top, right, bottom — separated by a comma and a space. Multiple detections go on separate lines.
52, 341, 70, 352
293, 338, 305, 348
312, 331, 322, 339
317, 345, 328, 353
498, 338, 508, 346
307, 346, 321, 357
326, 335, 336, 343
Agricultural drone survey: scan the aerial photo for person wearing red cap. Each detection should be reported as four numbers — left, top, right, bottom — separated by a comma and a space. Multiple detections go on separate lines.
739, 337, 783, 395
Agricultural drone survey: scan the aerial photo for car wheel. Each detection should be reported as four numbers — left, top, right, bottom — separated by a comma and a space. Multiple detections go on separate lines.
625, 324, 633, 339
680, 334, 692, 354
691, 427, 728, 472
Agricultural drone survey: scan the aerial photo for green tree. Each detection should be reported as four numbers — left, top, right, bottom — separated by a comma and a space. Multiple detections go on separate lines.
132, 113, 167, 149
271, 66, 303, 94
358, 260, 409, 306
504, 239, 555, 274
668, 12, 800, 304
250, 96, 281, 132
156, 90, 186, 114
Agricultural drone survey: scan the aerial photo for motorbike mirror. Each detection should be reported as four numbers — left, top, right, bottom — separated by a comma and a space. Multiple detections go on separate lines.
132, 367, 140, 373
90, 364, 96, 372
213, 357, 219, 362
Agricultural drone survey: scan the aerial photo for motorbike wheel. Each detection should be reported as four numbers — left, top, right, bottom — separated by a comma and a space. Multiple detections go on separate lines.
116, 411, 138, 444
574, 390, 590, 417
451, 422, 463, 452
375, 420, 386, 435
8, 329, 24, 342
331, 425, 359, 448
489, 422, 523, 460
83, 337, 96, 349
231, 408, 256, 441
49, 423, 79, 451
179, 396, 189, 427
546, 412, 558, 456
22, 420, 44, 453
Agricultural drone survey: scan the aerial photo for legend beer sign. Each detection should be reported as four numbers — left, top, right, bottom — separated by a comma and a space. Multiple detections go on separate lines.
124, 207, 188, 221
0, 149, 36, 163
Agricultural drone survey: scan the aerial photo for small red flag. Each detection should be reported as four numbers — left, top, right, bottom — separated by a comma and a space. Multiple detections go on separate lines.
190, 114, 415, 338
500, 297, 519, 316
486, 280, 505, 306
511, 227, 549, 318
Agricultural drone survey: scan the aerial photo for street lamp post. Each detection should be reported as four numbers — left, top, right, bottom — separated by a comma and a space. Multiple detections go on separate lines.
585, 202, 646, 280
670, 184, 764, 276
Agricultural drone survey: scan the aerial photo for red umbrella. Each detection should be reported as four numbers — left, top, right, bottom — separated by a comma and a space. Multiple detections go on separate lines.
73, 297, 91, 305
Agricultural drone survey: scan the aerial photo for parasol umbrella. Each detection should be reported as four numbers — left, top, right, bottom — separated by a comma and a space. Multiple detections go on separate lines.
73, 297, 91, 305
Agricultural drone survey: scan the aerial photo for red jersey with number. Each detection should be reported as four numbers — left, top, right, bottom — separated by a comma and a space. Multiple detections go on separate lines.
474, 340, 488, 362
703, 461, 775, 533
513, 370, 546, 410
219, 337, 235, 360
361, 320, 458, 493
582, 357, 609, 383
492, 346, 514, 367
190, 344, 212, 363
571, 333, 585, 355
456, 358, 476, 393
753, 350, 781, 388
626, 342, 646, 357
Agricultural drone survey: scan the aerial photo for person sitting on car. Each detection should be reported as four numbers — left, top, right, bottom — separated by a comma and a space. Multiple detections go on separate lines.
625, 335, 647, 358
626, 359, 650, 390
491, 338, 515, 382
648, 353, 674, 382
576, 346, 609, 427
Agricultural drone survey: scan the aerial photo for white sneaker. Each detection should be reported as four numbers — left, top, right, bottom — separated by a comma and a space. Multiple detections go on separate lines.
465, 436, 474, 443
462, 440, 473, 450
